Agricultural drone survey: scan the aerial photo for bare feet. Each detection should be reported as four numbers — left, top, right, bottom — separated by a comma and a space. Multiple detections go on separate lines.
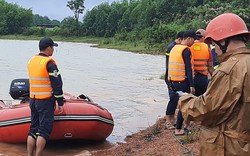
174, 129, 185, 136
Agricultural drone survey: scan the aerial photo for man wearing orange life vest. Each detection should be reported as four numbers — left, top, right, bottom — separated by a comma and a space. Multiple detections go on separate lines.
27, 37, 64, 156
165, 31, 184, 130
168, 30, 196, 135
190, 29, 214, 96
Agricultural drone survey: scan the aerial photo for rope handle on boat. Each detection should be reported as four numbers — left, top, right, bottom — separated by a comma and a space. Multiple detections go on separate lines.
63, 99, 106, 111
64, 133, 73, 138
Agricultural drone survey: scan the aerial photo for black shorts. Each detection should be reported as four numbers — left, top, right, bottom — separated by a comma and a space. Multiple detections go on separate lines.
28, 97, 55, 140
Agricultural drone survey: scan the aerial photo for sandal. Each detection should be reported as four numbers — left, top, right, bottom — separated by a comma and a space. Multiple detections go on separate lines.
174, 132, 186, 136
174, 129, 186, 136
165, 123, 175, 130
184, 128, 191, 135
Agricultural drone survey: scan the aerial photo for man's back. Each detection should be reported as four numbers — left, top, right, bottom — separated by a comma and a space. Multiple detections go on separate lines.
191, 42, 210, 75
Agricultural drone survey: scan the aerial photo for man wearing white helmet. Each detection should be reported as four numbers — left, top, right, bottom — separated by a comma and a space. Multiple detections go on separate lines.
178, 13, 250, 155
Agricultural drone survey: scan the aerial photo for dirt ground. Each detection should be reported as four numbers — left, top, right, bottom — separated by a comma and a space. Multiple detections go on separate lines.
91, 118, 200, 156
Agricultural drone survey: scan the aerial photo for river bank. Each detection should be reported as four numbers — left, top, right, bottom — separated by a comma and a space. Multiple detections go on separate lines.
0, 36, 199, 155
90, 117, 200, 156
0, 35, 165, 55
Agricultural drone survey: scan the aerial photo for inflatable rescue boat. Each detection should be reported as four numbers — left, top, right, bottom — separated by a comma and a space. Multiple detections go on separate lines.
0, 79, 114, 143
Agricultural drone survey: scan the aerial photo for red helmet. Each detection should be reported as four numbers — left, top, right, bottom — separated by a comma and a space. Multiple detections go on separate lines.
205, 13, 250, 43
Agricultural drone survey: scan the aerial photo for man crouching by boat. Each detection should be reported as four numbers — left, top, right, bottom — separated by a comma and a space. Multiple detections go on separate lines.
27, 37, 64, 156
178, 13, 250, 156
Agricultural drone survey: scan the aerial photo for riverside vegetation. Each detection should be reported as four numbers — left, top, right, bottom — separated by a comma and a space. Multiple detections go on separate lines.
1, 1, 249, 155
0, 0, 249, 55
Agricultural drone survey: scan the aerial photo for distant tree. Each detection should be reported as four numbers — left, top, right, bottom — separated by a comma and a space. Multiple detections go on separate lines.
33, 14, 43, 25
51, 20, 61, 26
42, 16, 51, 25
196, 0, 203, 6
82, 9, 98, 36
0, 1, 8, 34
92, 3, 110, 37
0, 0, 33, 34
67, 0, 85, 23
61, 17, 81, 36
33, 14, 60, 27
105, 2, 128, 37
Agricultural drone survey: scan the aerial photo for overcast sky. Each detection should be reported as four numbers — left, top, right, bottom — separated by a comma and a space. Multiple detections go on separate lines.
5, 0, 117, 21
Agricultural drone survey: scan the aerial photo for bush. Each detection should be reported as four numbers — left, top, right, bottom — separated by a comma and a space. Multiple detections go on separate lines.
114, 32, 128, 41
45, 26, 60, 36
23, 26, 45, 36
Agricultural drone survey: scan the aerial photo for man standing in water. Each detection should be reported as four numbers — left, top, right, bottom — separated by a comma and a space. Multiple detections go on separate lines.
178, 13, 250, 155
27, 37, 64, 156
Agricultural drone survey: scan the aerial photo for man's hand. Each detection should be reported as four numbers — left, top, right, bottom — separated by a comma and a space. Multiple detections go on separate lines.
182, 92, 189, 96
177, 91, 189, 97
190, 87, 195, 95
58, 106, 64, 114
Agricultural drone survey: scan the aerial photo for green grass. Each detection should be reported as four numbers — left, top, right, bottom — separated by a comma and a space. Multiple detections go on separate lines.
98, 40, 164, 55
160, 73, 165, 80
0, 35, 166, 55
0, 35, 102, 44
0, 35, 40, 40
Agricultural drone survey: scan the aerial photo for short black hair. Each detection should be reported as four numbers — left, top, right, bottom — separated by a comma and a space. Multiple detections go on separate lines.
183, 30, 197, 40
177, 31, 184, 39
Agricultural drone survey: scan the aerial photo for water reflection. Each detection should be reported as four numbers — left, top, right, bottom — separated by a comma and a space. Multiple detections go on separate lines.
0, 140, 113, 156
0, 39, 167, 155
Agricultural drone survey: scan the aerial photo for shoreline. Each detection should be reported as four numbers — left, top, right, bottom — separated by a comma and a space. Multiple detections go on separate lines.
0, 35, 165, 55
90, 117, 200, 156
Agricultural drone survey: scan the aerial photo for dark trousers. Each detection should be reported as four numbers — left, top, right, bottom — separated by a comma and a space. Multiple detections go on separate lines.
165, 87, 179, 115
172, 80, 190, 130
28, 98, 55, 140
194, 73, 208, 96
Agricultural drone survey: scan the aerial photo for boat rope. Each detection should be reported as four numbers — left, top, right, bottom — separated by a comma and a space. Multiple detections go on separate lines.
171, 132, 195, 156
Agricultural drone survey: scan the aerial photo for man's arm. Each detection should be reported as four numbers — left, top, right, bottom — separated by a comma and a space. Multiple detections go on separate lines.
47, 61, 64, 107
178, 66, 242, 127
182, 49, 194, 94
165, 42, 175, 85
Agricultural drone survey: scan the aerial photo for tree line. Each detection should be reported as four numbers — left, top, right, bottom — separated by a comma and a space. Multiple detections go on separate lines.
1, 0, 249, 48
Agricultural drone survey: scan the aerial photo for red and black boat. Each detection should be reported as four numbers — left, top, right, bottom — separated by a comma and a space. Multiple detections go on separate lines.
0, 79, 114, 143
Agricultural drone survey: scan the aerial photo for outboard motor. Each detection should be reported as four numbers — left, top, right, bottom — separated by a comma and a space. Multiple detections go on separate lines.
9, 79, 30, 103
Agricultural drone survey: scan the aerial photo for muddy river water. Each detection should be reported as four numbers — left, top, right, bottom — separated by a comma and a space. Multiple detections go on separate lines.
0, 39, 168, 155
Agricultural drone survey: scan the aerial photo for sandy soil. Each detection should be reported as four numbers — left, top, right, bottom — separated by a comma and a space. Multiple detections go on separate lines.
91, 118, 200, 156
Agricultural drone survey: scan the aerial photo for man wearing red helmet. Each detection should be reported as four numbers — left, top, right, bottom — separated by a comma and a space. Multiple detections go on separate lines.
178, 13, 250, 155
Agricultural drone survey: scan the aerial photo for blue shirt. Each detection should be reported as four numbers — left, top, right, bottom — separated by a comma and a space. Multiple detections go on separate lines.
211, 48, 219, 66
182, 48, 194, 87
166, 42, 176, 53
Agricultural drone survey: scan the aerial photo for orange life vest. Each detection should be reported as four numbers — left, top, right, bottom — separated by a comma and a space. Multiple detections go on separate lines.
190, 42, 210, 75
27, 55, 56, 99
168, 45, 189, 82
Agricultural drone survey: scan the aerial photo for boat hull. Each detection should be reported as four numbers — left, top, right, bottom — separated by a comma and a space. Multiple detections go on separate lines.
0, 93, 114, 143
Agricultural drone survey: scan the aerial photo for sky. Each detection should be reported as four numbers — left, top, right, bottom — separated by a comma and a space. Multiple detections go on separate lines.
5, 0, 117, 21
